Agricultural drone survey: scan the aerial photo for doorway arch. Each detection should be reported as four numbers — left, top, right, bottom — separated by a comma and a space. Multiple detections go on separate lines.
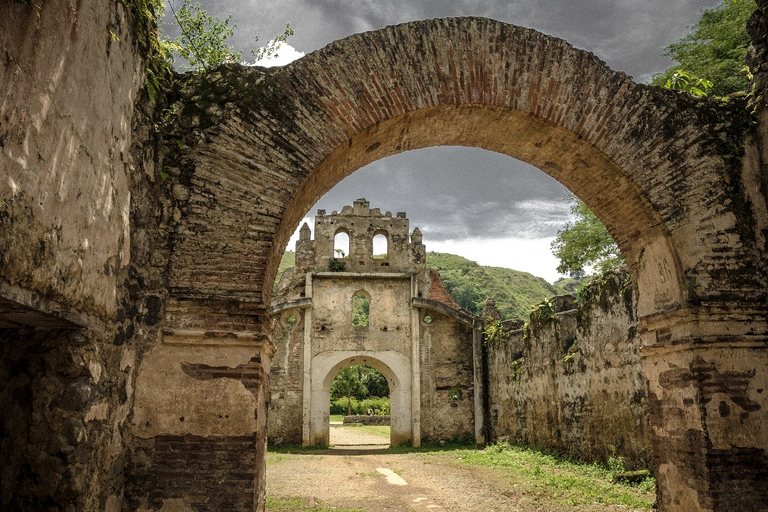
154, 17, 767, 512
312, 353, 411, 446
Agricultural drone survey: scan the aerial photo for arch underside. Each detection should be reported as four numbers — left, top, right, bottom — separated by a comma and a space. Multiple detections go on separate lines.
150, 16, 768, 512
166, 16, 754, 326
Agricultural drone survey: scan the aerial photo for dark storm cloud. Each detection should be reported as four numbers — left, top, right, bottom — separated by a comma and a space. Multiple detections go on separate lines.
164, 0, 721, 80
162, 0, 723, 251
310, 147, 572, 242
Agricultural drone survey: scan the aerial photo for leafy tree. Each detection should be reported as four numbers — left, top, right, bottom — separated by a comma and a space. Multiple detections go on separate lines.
550, 195, 623, 276
330, 365, 389, 415
651, 0, 756, 96
164, 0, 292, 72
351, 294, 369, 326
331, 366, 367, 415
360, 367, 389, 398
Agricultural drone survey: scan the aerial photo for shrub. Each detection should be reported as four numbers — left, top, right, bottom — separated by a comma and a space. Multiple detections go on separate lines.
330, 396, 390, 416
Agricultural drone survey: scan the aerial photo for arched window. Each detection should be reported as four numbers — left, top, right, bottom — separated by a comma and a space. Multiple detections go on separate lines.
352, 292, 370, 327
334, 230, 349, 259
372, 232, 388, 260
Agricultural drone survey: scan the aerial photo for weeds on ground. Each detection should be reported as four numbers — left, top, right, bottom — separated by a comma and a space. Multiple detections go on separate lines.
351, 424, 390, 438
436, 442, 655, 509
266, 496, 364, 512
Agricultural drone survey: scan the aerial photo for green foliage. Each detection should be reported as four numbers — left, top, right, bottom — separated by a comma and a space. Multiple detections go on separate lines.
329, 396, 390, 416
427, 252, 558, 320
164, 0, 293, 72
331, 365, 389, 414
121, 0, 172, 102
552, 276, 591, 297
550, 195, 623, 276
351, 294, 369, 327
165, 0, 241, 71
651, 0, 756, 96
529, 297, 555, 325
509, 358, 525, 383
663, 70, 713, 96
608, 446, 627, 475
483, 317, 509, 347
327, 258, 346, 272
442, 442, 655, 509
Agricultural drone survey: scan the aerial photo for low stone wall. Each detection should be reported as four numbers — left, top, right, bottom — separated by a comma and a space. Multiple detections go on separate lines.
343, 415, 391, 425
485, 268, 652, 470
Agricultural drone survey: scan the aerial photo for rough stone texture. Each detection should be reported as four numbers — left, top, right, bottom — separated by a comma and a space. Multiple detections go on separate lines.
0, 0, 140, 320
0, 1, 148, 511
269, 200, 478, 446
486, 268, 652, 469
0, 328, 137, 511
343, 415, 391, 425
2, 6, 768, 511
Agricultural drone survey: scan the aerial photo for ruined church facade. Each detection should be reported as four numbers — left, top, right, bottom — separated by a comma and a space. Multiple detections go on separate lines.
269, 199, 484, 446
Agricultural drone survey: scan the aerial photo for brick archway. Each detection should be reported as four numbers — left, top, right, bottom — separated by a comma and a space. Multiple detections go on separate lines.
147, 17, 767, 512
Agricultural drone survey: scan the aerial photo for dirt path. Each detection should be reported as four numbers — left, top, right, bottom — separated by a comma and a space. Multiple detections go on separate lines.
329, 422, 390, 446
267, 427, 650, 512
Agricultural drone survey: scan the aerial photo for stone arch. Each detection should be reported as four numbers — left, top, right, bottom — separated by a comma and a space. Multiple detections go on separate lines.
159, 17, 768, 511
311, 353, 412, 446
166, 17, 762, 323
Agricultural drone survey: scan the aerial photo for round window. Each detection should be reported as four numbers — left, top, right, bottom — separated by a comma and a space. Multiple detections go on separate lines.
281, 310, 299, 328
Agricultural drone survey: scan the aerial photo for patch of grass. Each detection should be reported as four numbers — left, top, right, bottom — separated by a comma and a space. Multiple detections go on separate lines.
266, 497, 364, 512
329, 414, 344, 422
432, 442, 655, 509
350, 424, 390, 438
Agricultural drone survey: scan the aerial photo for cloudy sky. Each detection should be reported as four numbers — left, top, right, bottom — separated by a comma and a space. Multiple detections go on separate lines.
162, 0, 722, 282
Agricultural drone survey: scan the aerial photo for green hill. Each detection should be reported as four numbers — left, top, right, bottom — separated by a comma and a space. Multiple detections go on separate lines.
275, 250, 580, 320
425, 252, 558, 320
551, 276, 590, 297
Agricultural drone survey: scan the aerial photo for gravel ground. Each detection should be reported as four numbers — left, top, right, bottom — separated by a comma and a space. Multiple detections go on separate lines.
267, 426, 652, 512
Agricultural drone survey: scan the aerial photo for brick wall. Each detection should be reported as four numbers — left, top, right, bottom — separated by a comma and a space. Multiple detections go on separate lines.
129, 434, 264, 512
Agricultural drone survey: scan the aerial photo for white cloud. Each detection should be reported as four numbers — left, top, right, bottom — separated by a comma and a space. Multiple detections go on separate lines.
250, 42, 305, 67
427, 237, 565, 283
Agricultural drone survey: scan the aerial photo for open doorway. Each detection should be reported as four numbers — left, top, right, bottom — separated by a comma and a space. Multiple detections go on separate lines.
329, 365, 391, 447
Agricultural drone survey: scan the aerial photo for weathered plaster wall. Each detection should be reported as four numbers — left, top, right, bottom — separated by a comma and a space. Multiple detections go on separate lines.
269, 203, 476, 447
486, 269, 652, 469
0, 0, 140, 320
268, 306, 306, 444
419, 309, 476, 442
0, 1, 151, 510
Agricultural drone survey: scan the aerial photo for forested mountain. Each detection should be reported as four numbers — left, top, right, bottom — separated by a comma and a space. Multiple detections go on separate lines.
275, 250, 587, 320
426, 252, 559, 320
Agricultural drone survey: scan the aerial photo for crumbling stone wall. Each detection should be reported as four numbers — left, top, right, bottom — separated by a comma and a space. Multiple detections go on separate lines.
0, 0, 141, 320
0, 1, 151, 510
269, 201, 479, 446
486, 269, 652, 470
2, 2, 768, 509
